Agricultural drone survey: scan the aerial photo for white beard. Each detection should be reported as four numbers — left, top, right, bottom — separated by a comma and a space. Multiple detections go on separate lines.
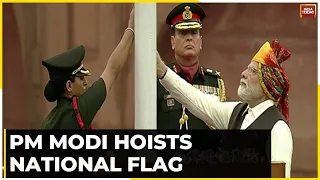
237, 82, 263, 102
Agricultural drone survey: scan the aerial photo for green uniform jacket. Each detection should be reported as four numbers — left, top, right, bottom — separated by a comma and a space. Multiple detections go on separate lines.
41, 78, 107, 129
157, 63, 226, 131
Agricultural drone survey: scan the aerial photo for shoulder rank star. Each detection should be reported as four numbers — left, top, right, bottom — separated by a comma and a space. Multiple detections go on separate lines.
215, 71, 221, 76
206, 69, 213, 73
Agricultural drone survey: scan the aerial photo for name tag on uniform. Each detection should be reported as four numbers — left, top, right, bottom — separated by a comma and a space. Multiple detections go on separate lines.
164, 94, 175, 107
193, 84, 219, 97
166, 99, 175, 107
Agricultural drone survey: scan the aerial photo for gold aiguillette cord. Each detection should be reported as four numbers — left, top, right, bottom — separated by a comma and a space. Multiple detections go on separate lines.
179, 106, 189, 133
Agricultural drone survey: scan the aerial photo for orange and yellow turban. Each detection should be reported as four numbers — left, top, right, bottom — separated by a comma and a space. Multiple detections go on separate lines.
252, 40, 291, 123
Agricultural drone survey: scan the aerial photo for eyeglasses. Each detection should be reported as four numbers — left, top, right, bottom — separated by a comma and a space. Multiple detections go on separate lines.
247, 66, 259, 75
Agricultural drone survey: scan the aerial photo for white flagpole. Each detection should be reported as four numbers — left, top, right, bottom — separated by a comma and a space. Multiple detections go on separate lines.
134, 3, 157, 130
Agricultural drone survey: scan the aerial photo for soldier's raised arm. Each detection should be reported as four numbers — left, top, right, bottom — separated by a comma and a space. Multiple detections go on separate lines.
102, 7, 134, 93
41, 7, 135, 129
76, 7, 135, 127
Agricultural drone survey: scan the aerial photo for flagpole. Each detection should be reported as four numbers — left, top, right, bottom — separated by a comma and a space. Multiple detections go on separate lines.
134, 3, 157, 130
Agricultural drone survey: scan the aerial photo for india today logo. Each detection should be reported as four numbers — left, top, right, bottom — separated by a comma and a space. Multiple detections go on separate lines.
300, 4, 317, 18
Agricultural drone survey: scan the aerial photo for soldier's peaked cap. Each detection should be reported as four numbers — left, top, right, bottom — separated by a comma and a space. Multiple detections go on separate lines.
42, 45, 91, 81
166, 3, 206, 30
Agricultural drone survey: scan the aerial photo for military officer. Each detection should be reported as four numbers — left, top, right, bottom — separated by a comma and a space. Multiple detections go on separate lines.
41, 8, 134, 129
157, 3, 226, 131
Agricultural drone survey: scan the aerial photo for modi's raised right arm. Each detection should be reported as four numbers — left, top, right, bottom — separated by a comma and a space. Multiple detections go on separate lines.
156, 52, 239, 129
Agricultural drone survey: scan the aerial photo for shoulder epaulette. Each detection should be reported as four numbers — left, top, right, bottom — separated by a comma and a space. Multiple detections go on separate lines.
203, 68, 222, 78
202, 67, 226, 101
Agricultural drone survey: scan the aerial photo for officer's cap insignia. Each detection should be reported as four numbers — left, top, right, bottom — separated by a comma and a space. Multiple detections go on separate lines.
182, 6, 192, 20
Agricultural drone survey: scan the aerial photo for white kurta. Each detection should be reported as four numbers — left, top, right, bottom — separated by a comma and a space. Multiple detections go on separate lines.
160, 67, 293, 178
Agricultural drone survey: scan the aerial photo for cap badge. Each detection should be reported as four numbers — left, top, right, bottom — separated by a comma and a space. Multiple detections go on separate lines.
182, 6, 192, 20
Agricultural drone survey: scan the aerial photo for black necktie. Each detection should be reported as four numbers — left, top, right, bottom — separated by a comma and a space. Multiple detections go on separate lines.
243, 109, 249, 118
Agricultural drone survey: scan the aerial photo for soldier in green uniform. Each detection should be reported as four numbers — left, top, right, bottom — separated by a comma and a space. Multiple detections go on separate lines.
41, 8, 134, 129
157, 3, 226, 131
